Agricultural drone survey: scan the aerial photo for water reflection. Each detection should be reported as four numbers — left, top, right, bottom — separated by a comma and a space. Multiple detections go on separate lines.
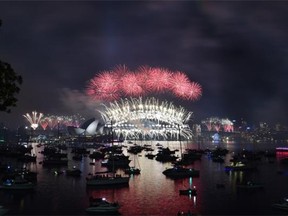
0, 141, 287, 215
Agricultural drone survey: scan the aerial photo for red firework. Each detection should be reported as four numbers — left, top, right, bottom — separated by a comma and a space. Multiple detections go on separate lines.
146, 68, 172, 92
40, 119, 48, 130
120, 72, 145, 96
186, 82, 202, 101
170, 71, 191, 99
86, 71, 120, 101
86, 65, 203, 101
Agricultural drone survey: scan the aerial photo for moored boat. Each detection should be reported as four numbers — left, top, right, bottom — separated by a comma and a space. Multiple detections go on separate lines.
179, 187, 197, 196
225, 161, 257, 171
124, 167, 141, 175
65, 167, 82, 177
86, 174, 129, 186
86, 197, 120, 214
163, 166, 200, 178
42, 158, 68, 166
0, 178, 36, 190
272, 198, 288, 211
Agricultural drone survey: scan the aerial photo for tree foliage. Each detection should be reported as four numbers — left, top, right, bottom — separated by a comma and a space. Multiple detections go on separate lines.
0, 20, 23, 113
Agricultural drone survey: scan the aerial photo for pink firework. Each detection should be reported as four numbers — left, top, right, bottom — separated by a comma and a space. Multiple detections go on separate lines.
40, 119, 49, 130
46, 116, 59, 129
185, 82, 202, 101
86, 71, 120, 101
170, 71, 191, 99
146, 68, 172, 92
86, 65, 203, 101
120, 72, 145, 96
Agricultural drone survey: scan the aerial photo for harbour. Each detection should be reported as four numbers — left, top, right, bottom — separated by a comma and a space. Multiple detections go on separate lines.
0, 140, 287, 215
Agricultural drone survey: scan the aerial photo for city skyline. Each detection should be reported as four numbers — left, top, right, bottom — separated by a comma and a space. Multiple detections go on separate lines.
1, 1, 288, 129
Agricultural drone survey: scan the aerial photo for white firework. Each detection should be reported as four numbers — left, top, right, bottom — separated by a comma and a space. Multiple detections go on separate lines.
23, 111, 44, 130
100, 97, 193, 140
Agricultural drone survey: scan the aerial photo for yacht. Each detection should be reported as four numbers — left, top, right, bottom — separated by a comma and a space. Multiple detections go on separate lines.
85, 197, 120, 214
162, 166, 200, 178
225, 161, 257, 171
272, 198, 288, 211
179, 186, 197, 196
0, 178, 36, 190
86, 174, 129, 186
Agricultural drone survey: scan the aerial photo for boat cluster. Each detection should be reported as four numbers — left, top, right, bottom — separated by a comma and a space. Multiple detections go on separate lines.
1, 141, 288, 215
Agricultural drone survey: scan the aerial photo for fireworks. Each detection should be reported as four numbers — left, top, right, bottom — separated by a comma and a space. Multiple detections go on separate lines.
86, 65, 202, 101
201, 117, 234, 132
39, 114, 86, 130
23, 113, 85, 130
100, 97, 193, 140
23, 111, 43, 130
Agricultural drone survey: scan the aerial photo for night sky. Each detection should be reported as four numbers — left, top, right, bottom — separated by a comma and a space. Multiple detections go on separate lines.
1, 1, 288, 129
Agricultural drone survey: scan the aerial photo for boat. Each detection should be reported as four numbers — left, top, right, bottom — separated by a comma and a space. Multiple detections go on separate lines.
65, 167, 82, 177
225, 161, 257, 171
124, 166, 140, 175
179, 186, 197, 196
162, 166, 200, 178
101, 154, 131, 168
86, 174, 129, 186
177, 210, 194, 216
0, 178, 36, 190
85, 197, 120, 214
273, 198, 288, 211
42, 157, 68, 166
124, 154, 141, 175
145, 152, 156, 159
236, 181, 264, 190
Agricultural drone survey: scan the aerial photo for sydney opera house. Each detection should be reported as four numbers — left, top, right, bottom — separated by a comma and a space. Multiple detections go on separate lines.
67, 118, 104, 136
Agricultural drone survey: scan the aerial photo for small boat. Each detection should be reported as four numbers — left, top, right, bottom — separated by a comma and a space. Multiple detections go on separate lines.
177, 210, 193, 216
86, 174, 129, 186
0, 178, 36, 190
86, 197, 120, 214
163, 166, 200, 178
225, 161, 256, 171
65, 167, 81, 177
272, 198, 288, 211
42, 158, 68, 166
124, 155, 141, 175
145, 153, 156, 159
179, 187, 197, 196
124, 167, 141, 175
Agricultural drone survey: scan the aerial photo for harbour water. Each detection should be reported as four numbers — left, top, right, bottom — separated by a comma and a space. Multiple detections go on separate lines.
1, 140, 288, 215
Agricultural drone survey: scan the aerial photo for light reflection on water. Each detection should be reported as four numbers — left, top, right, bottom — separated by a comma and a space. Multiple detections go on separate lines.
0, 141, 287, 215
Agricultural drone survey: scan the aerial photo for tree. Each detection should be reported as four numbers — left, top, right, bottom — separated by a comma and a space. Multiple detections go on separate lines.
0, 20, 23, 113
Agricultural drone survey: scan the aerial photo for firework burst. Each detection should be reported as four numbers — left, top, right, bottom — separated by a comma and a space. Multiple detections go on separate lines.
100, 97, 193, 139
86, 65, 202, 101
23, 111, 43, 130
86, 71, 120, 101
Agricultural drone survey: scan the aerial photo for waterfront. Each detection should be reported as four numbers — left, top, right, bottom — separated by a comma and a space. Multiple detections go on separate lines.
1, 140, 288, 215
